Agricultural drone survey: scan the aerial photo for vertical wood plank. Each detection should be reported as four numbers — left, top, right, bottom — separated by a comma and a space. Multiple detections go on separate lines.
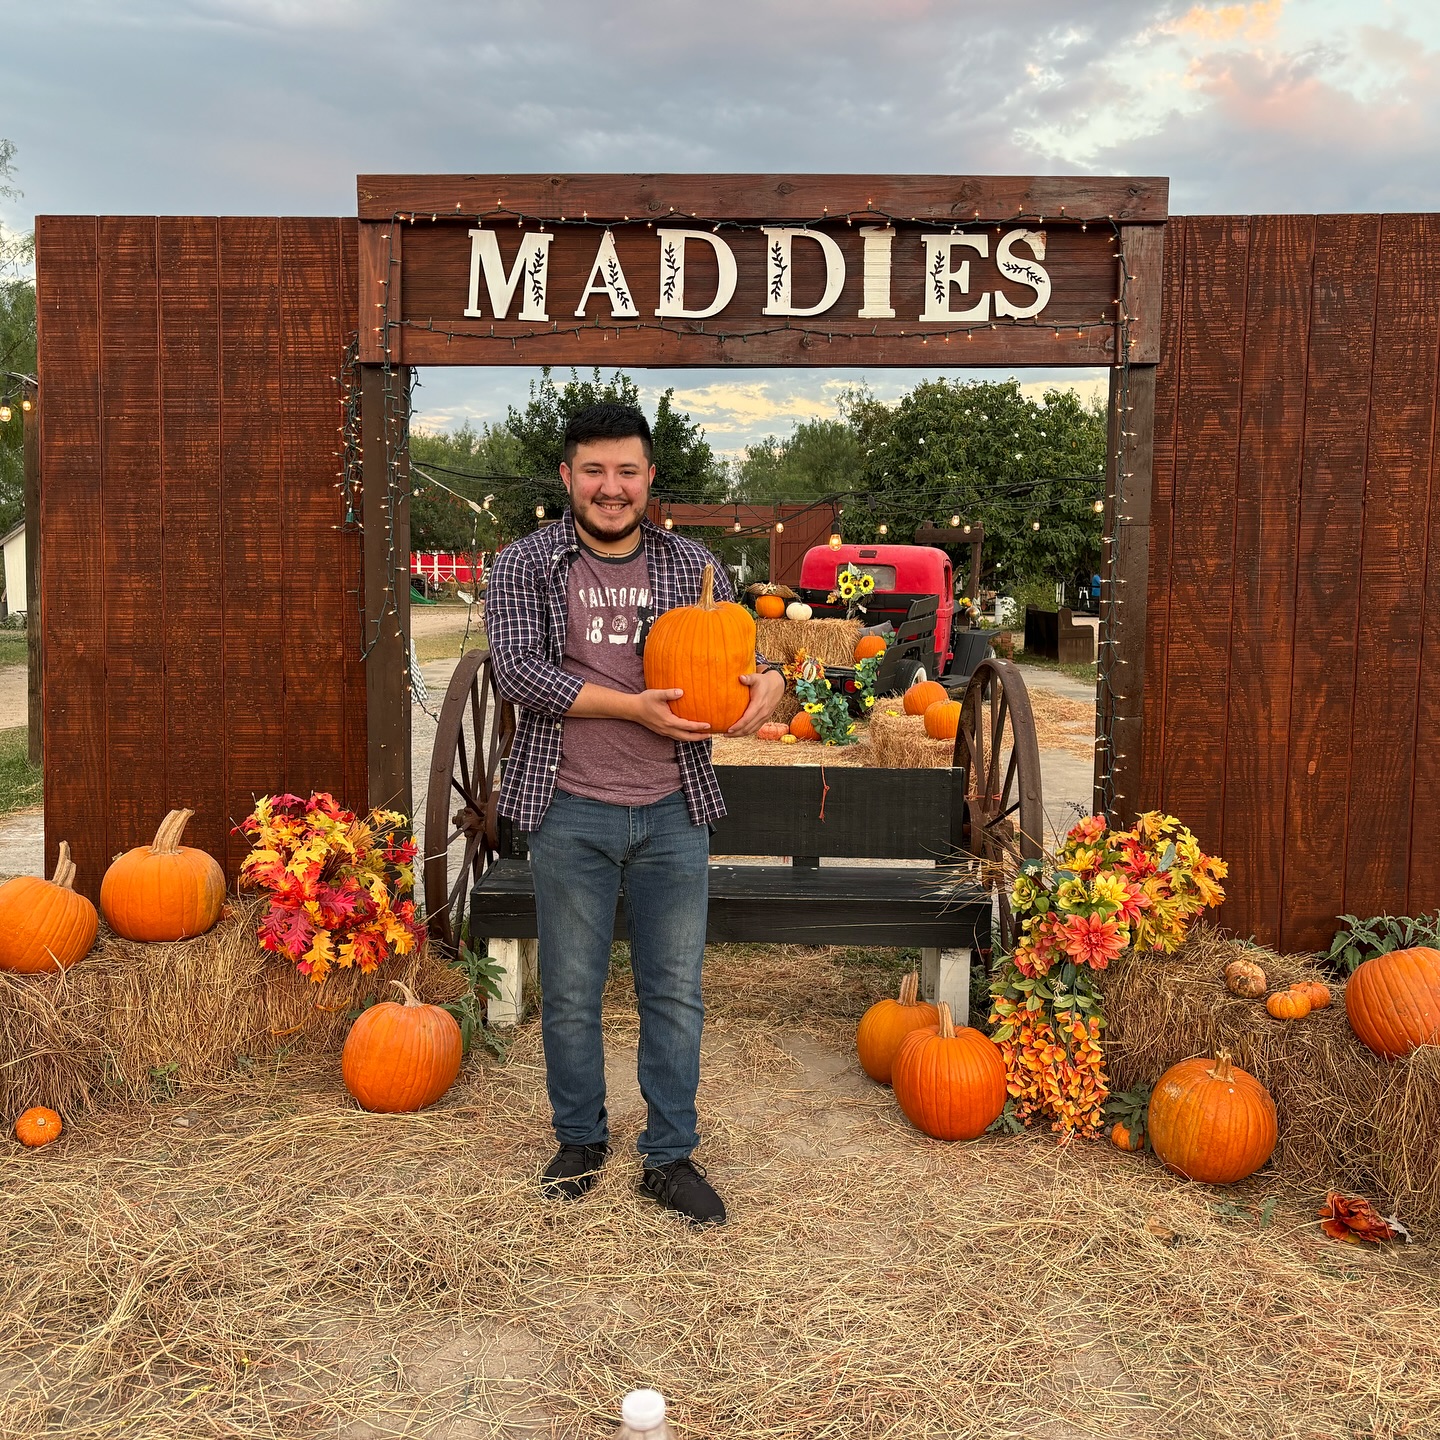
1138, 218, 1187, 814
219, 218, 285, 871
1280, 215, 1380, 951
279, 218, 351, 803
1121, 225, 1165, 365
158, 217, 228, 865
36, 217, 108, 899
22, 380, 41, 767
97, 217, 165, 861
1343, 215, 1439, 922
339, 219, 369, 812
1218, 216, 1315, 945
1153, 216, 1251, 859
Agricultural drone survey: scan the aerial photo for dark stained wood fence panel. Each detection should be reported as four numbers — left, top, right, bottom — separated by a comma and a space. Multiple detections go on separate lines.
35, 218, 108, 894
1219, 216, 1314, 943
158, 218, 228, 865
37, 216, 365, 899
1142, 213, 1440, 952
1344, 215, 1439, 921
98, 218, 166, 862
1154, 217, 1251, 857
1279, 215, 1379, 949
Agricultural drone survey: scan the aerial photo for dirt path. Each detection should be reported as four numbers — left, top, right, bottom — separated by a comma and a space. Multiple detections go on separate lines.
0, 663, 29, 730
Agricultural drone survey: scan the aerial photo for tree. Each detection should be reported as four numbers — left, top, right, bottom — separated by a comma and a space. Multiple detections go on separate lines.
0, 139, 34, 544
408, 420, 525, 552
731, 415, 863, 503
846, 378, 1106, 595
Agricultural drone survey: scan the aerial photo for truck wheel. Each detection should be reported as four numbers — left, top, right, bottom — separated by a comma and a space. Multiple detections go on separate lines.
892, 659, 927, 694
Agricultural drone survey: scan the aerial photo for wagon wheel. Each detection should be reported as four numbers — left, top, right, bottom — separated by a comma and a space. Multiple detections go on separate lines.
423, 646, 514, 952
952, 658, 1044, 952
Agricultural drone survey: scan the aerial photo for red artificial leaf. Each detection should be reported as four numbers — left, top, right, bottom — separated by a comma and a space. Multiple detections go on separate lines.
313, 880, 365, 930
257, 903, 315, 961
1318, 1192, 1408, 1244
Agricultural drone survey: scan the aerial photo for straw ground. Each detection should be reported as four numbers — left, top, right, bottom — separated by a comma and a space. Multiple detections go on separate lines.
3, 941, 1436, 1439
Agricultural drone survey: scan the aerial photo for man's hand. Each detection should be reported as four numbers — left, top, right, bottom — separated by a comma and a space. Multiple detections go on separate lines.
726, 669, 788, 737
628, 689, 714, 741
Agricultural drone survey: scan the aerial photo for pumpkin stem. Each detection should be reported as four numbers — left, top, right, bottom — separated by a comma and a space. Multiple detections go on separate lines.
1210, 1049, 1235, 1083
937, 1001, 955, 1039
51, 840, 78, 891
898, 970, 919, 1008
151, 808, 196, 855
390, 980, 420, 1007
697, 564, 717, 611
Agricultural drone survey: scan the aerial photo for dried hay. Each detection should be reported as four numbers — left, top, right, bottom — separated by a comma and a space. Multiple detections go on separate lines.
756, 615, 862, 666
1, 940, 1437, 1439
711, 732, 873, 767
868, 707, 954, 768
1026, 686, 1098, 760
1104, 923, 1440, 1223
0, 896, 465, 1120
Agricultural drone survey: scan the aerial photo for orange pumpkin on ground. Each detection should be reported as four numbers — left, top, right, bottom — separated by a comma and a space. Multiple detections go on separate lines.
643, 565, 756, 732
1147, 1050, 1276, 1185
923, 700, 963, 741
854, 635, 887, 661
756, 722, 788, 741
1295, 980, 1331, 1010
789, 711, 818, 741
342, 982, 463, 1114
0, 842, 98, 973
15, 1107, 63, 1147
1110, 1121, 1145, 1152
1266, 989, 1311, 1020
1345, 947, 1440, 1059
891, 1002, 1006, 1140
903, 680, 949, 717
755, 593, 786, 619
100, 809, 226, 942
856, 971, 939, 1084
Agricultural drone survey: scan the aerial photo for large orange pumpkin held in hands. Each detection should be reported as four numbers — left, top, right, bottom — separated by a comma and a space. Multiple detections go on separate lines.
643, 565, 756, 732
15, 1107, 63, 1147
903, 680, 948, 717
856, 970, 939, 1084
101, 809, 226, 942
1147, 1050, 1276, 1184
891, 1002, 1007, 1140
0, 842, 98, 973
1345, 946, 1440, 1058
342, 981, 463, 1113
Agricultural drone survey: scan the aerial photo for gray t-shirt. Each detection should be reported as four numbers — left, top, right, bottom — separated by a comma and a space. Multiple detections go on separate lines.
556, 541, 682, 807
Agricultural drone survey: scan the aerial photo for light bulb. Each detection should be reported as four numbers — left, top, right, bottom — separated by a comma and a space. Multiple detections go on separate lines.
828, 533, 842, 550
774, 521, 784, 533
664, 516, 674, 529
534, 504, 545, 519
733, 520, 742, 532
1032, 521, 1041, 531
1093, 500, 1105, 513
0, 406, 10, 423
949, 514, 960, 527
21, 397, 32, 413
877, 523, 888, 536
963, 524, 972, 535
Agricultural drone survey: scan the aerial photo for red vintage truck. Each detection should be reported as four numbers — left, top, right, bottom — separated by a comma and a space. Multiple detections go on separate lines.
796, 542, 988, 687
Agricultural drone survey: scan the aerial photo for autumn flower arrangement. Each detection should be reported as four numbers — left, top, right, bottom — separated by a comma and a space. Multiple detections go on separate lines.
782, 648, 883, 745
989, 811, 1228, 1140
828, 564, 876, 621
237, 792, 426, 983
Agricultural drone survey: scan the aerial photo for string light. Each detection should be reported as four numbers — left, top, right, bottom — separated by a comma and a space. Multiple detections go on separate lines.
0, 406, 10, 424
877, 523, 888, 536
535, 503, 545, 519
828, 533, 842, 550
21, 397, 32, 413
949, 515, 960, 527
774, 520, 784, 533
1093, 499, 1105, 513
663, 516, 674, 530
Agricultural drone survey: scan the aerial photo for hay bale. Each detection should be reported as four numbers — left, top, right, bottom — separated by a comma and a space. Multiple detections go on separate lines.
869, 708, 953, 768
756, 616, 862, 667
0, 897, 465, 1119
1104, 925, 1440, 1222
711, 732, 873, 767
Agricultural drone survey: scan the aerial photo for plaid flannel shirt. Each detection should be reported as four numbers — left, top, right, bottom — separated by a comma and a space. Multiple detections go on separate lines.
488, 510, 757, 831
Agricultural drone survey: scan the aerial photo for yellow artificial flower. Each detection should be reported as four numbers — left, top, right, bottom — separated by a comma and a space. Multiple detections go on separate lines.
864, 695, 875, 708
1089, 872, 1130, 912
804, 701, 823, 714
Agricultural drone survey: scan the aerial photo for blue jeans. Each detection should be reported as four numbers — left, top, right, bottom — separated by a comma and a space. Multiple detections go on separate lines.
526, 788, 710, 1166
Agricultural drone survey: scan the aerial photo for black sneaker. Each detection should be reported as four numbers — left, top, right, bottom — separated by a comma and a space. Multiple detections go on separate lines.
639, 1158, 727, 1226
540, 1142, 610, 1201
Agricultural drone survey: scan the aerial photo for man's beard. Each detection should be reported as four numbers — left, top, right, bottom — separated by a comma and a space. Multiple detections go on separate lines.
574, 493, 643, 545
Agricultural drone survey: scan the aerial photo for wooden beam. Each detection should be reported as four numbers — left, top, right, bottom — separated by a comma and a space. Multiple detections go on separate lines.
361, 365, 412, 816
357, 173, 1170, 224
22, 379, 40, 767
358, 220, 401, 365
1121, 224, 1165, 365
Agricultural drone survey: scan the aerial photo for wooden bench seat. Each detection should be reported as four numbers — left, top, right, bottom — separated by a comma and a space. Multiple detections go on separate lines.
471, 764, 992, 1028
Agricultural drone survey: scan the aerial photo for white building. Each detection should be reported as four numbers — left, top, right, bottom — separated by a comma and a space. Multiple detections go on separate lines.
1, 521, 26, 617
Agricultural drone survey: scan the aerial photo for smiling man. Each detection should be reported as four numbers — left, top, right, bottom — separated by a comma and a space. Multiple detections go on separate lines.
487, 403, 785, 1226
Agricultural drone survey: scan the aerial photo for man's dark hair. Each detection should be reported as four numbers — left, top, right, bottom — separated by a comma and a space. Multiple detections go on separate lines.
562, 403, 654, 468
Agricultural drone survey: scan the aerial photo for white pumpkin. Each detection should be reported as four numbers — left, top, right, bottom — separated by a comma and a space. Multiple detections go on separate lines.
785, 601, 813, 622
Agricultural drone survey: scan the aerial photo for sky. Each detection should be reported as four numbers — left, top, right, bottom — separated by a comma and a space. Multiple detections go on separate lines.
5, 0, 1440, 456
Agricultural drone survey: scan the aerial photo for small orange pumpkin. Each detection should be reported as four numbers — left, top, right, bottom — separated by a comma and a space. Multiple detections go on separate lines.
854, 634, 887, 661
1110, 1121, 1145, 1152
100, 810, 226, 942
855, 971, 940, 1084
1345, 947, 1440, 1058
15, 1107, 63, 1147
1295, 980, 1331, 1010
891, 1002, 1007, 1140
0, 842, 98, 973
1147, 1050, 1276, 1184
789, 711, 818, 741
755, 593, 786, 619
643, 565, 756, 732
903, 680, 949, 717
341, 981, 463, 1114
1266, 989, 1311, 1020
757, 721, 788, 741
923, 700, 963, 741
